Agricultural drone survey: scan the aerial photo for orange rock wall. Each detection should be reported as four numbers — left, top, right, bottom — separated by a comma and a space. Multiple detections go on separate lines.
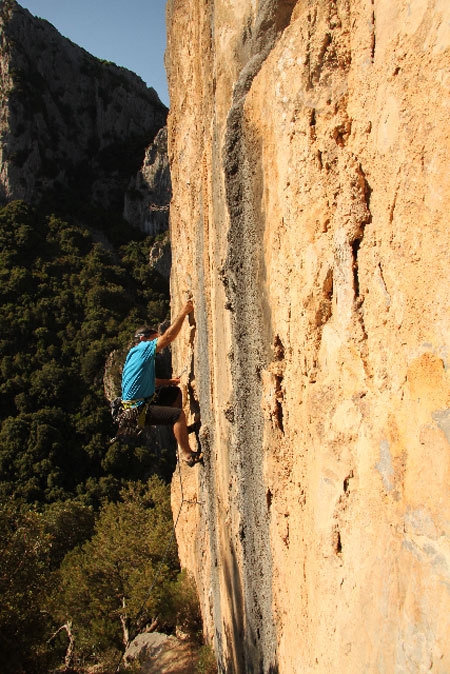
166, 1, 450, 671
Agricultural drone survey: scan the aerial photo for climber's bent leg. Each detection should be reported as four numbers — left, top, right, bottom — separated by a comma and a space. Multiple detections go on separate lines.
145, 400, 195, 462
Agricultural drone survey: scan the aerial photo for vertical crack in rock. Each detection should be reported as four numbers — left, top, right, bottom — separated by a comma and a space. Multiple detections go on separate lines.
315, 268, 334, 330
268, 335, 286, 434
273, 374, 285, 435
370, 0, 376, 62
332, 525, 343, 555
304, 7, 317, 89
351, 236, 363, 300
221, 3, 295, 671
351, 164, 372, 356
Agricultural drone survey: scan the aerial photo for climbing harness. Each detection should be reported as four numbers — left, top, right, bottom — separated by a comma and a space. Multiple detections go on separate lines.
110, 395, 157, 443
121, 397, 151, 409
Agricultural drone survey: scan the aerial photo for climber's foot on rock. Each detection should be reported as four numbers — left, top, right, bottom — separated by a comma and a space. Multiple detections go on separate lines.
183, 450, 203, 467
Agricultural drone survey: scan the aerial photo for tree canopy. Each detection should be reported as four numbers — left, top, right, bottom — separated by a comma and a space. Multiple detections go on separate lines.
0, 200, 172, 505
0, 478, 197, 673
0, 201, 204, 673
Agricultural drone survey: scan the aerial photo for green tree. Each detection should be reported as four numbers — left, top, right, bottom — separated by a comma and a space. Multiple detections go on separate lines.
0, 500, 53, 673
50, 477, 179, 666
0, 498, 96, 673
0, 201, 170, 504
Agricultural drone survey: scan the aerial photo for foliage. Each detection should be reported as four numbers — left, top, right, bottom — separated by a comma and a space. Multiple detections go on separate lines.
161, 569, 204, 643
0, 499, 52, 672
0, 201, 208, 673
0, 498, 94, 673
48, 477, 179, 666
196, 645, 219, 674
0, 480, 203, 673
0, 200, 170, 504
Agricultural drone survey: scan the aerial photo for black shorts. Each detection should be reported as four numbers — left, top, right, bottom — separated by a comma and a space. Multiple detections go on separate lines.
145, 386, 182, 425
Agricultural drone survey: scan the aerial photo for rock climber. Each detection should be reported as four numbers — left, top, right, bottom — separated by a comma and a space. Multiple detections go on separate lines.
118, 299, 202, 467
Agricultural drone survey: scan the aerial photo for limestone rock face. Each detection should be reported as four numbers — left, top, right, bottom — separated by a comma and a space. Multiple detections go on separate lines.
124, 127, 172, 235
166, 0, 450, 672
0, 0, 168, 219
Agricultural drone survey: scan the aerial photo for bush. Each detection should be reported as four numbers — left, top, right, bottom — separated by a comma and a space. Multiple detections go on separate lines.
48, 478, 179, 666
196, 645, 218, 674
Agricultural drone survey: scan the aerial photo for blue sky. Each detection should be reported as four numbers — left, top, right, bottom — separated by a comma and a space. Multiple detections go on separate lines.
18, 0, 169, 106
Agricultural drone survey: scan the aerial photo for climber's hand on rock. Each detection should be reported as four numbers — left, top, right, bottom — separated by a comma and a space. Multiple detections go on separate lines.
182, 300, 194, 316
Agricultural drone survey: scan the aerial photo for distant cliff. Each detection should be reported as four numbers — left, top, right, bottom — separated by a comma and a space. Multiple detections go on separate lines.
166, 0, 450, 672
124, 126, 172, 236
0, 0, 169, 231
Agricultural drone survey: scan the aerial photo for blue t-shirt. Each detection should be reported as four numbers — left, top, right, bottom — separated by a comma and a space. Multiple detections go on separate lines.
121, 339, 157, 402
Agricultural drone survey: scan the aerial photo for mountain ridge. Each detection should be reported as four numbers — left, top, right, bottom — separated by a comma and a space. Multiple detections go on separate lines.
0, 0, 169, 232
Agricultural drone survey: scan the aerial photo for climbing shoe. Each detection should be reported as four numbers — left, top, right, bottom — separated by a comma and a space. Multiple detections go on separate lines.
184, 451, 203, 467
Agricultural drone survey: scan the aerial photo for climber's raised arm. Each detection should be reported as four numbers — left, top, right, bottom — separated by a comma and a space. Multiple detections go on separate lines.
156, 300, 193, 352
